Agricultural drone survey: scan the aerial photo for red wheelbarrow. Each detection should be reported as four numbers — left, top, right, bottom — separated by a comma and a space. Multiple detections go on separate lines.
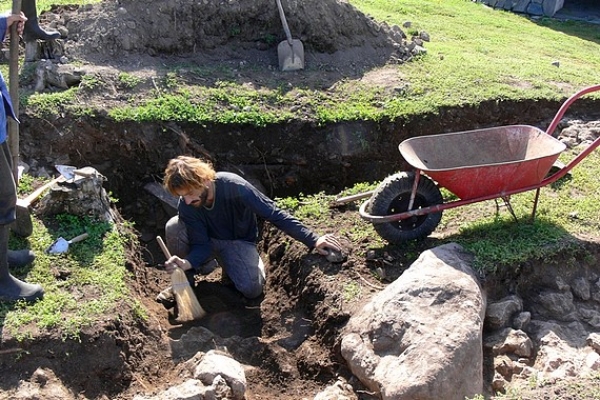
334, 84, 600, 244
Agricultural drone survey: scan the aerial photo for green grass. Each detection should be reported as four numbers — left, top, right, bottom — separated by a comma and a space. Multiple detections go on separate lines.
354, 0, 600, 100
492, 373, 600, 399
0, 0, 99, 11
2, 0, 599, 126
2, 189, 146, 341
278, 143, 600, 275
342, 280, 362, 301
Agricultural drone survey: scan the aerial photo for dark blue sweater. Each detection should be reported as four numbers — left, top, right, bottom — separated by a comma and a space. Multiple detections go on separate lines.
179, 172, 319, 270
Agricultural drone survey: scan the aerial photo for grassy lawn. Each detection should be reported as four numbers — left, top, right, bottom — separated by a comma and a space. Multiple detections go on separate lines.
353, 0, 600, 105
2, 0, 599, 124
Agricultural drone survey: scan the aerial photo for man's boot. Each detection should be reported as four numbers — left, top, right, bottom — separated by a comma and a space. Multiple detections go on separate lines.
0, 226, 44, 302
21, 0, 60, 42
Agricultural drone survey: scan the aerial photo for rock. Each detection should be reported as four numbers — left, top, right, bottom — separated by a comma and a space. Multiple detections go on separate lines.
584, 351, 600, 371
340, 243, 485, 400
536, 330, 589, 379
494, 355, 515, 379
572, 277, 591, 301
133, 379, 206, 400
491, 372, 506, 392
485, 328, 534, 358
36, 166, 117, 223
169, 326, 217, 362
193, 350, 247, 400
528, 289, 577, 322
313, 378, 357, 400
586, 332, 600, 353
512, 311, 531, 330
485, 295, 523, 330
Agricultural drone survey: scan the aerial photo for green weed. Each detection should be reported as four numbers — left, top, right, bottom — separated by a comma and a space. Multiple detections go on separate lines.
23, 88, 77, 118
343, 281, 361, 301
118, 72, 143, 89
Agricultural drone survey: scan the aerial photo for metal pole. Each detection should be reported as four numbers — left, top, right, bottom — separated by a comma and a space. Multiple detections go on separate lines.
8, 0, 22, 181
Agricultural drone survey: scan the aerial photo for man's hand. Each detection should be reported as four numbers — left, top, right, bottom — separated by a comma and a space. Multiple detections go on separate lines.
5, 12, 27, 37
314, 233, 342, 255
164, 255, 192, 274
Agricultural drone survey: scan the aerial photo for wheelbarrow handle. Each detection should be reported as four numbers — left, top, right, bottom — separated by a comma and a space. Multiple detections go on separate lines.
546, 84, 600, 136
331, 190, 375, 207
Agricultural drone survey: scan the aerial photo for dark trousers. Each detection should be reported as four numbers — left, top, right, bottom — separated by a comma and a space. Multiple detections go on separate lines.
0, 141, 16, 225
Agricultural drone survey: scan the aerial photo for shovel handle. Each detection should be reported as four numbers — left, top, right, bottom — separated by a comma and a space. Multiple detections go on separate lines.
331, 190, 375, 207
275, 0, 294, 45
156, 236, 172, 259
17, 176, 64, 208
69, 232, 89, 244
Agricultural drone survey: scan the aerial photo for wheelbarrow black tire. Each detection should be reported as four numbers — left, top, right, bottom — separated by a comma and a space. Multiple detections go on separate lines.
368, 172, 443, 243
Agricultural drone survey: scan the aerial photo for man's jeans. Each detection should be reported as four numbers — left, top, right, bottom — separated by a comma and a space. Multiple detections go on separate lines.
165, 215, 265, 299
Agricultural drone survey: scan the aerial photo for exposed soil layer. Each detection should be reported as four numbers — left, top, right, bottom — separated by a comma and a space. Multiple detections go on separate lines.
2, 1, 600, 399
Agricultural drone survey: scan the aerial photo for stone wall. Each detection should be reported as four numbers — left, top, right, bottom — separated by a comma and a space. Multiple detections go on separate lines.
478, 0, 564, 17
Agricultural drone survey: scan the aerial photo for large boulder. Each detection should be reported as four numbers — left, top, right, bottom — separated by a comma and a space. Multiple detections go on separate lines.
340, 243, 486, 400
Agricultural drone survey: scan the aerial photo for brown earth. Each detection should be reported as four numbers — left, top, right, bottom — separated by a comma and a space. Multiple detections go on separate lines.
2, 0, 600, 399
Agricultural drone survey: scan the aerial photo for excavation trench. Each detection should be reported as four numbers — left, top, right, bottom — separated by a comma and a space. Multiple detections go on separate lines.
17, 96, 600, 245
7, 98, 600, 399
19, 97, 598, 210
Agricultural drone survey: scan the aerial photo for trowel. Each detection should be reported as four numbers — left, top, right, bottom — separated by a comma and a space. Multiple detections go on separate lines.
46, 232, 89, 254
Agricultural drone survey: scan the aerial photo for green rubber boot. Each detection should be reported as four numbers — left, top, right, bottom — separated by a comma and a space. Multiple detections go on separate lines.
21, 0, 61, 42
0, 226, 43, 302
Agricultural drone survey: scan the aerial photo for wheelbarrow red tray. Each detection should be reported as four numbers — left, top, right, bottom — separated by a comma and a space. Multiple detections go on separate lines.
399, 125, 566, 200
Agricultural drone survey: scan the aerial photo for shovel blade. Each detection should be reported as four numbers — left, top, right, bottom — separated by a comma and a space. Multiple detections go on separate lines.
278, 39, 304, 71
55, 165, 77, 180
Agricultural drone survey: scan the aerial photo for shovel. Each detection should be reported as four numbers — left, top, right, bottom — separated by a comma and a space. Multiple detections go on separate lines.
12, 165, 78, 238
46, 232, 89, 254
55, 165, 99, 182
275, 0, 304, 71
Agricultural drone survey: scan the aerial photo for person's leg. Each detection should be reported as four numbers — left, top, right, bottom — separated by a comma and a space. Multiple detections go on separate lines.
8, 249, 35, 268
211, 239, 265, 299
21, 0, 61, 42
165, 215, 189, 258
0, 142, 43, 302
2, 143, 36, 272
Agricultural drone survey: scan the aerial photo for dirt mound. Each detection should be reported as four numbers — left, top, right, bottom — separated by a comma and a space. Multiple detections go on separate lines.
52, 0, 422, 75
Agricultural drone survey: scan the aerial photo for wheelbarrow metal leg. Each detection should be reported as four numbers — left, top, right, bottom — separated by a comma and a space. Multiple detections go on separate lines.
531, 187, 541, 222
408, 170, 422, 211
501, 196, 519, 223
